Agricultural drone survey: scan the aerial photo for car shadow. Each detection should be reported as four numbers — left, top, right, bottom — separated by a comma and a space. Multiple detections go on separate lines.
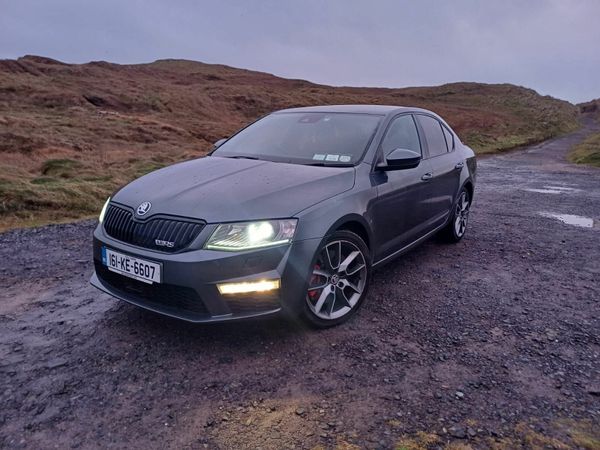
100, 299, 310, 348
96, 237, 456, 352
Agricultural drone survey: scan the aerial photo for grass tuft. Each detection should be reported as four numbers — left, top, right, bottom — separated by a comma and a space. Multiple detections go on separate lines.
41, 158, 82, 177
395, 431, 440, 450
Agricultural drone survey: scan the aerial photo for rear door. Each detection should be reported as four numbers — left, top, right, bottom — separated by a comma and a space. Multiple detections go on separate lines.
415, 114, 462, 230
370, 114, 434, 260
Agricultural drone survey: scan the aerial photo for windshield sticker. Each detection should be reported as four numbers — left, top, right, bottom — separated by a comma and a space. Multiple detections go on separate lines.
325, 154, 340, 162
313, 154, 326, 161
339, 155, 351, 163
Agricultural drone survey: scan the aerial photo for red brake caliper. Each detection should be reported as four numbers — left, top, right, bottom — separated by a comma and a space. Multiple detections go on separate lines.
308, 263, 321, 299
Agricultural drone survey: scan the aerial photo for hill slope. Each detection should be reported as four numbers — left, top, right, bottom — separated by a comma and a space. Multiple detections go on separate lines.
0, 55, 579, 230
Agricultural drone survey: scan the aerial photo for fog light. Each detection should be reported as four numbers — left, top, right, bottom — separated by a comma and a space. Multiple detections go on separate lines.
217, 279, 280, 295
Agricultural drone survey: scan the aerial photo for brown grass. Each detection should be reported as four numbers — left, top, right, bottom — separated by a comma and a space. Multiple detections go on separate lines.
389, 419, 600, 450
395, 431, 441, 450
568, 132, 600, 167
0, 55, 580, 231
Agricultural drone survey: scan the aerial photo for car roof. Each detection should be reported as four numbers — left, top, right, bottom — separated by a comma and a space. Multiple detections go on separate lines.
274, 104, 433, 117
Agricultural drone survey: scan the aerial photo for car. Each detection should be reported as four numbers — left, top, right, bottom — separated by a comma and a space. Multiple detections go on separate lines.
90, 105, 476, 327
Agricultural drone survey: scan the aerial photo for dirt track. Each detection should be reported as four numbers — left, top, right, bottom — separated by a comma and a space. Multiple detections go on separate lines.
1, 118, 599, 449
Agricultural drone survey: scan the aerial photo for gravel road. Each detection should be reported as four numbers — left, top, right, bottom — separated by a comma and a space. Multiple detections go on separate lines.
1, 118, 599, 449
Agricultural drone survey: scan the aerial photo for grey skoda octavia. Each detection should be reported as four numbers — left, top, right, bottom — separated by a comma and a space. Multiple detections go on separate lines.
91, 105, 476, 327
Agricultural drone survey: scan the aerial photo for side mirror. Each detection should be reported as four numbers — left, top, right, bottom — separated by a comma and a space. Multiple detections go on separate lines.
378, 148, 421, 170
213, 138, 227, 149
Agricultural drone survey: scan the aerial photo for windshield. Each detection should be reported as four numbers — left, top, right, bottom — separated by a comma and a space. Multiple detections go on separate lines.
212, 112, 382, 165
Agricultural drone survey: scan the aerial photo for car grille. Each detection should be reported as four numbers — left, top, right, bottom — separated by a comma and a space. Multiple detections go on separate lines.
95, 263, 209, 318
103, 204, 204, 252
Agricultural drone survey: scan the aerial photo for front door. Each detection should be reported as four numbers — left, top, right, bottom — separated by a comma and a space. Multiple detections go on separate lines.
370, 114, 434, 261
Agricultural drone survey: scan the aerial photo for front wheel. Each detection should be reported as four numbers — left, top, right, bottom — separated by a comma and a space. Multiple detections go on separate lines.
440, 187, 471, 243
302, 230, 371, 328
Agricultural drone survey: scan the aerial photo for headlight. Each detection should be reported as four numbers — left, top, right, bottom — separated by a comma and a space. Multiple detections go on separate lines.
204, 219, 297, 251
98, 197, 110, 223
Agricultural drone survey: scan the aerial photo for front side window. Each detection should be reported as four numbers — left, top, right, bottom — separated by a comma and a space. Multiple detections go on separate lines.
212, 112, 382, 165
380, 114, 421, 155
417, 115, 448, 158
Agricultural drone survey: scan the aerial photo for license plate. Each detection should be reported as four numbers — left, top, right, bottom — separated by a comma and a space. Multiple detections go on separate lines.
102, 247, 161, 284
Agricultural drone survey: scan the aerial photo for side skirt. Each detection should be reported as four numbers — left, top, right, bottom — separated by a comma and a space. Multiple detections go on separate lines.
372, 220, 447, 268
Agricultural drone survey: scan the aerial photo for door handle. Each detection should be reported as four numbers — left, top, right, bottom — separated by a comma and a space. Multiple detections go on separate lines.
421, 172, 433, 181
454, 162, 465, 170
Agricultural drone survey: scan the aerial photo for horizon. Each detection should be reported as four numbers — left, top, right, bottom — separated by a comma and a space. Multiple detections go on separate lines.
6, 53, 593, 106
1, 1, 599, 103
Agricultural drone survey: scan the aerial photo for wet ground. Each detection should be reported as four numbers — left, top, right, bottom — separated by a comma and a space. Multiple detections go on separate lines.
1, 118, 599, 449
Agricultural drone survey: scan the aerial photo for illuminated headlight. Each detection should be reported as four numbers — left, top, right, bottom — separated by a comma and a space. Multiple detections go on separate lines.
99, 197, 110, 223
217, 279, 280, 295
204, 219, 297, 251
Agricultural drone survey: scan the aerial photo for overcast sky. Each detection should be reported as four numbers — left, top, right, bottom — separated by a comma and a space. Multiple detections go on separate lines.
1, 0, 599, 103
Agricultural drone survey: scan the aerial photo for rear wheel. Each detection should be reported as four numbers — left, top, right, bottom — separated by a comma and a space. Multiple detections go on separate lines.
440, 187, 471, 243
302, 230, 371, 328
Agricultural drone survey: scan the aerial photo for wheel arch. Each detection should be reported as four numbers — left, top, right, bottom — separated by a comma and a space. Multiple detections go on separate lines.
462, 179, 474, 202
324, 214, 372, 251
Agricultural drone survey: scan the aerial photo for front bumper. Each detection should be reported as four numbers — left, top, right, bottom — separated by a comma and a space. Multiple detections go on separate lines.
90, 224, 321, 323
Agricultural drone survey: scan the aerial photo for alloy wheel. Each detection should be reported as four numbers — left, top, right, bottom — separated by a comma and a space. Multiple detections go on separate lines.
454, 191, 470, 237
306, 239, 368, 320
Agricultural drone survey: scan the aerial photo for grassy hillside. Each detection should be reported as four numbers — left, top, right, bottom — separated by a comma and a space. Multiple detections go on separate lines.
570, 99, 600, 167
0, 55, 579, 230
579, 98, 600, 115
568, 133, 600, 167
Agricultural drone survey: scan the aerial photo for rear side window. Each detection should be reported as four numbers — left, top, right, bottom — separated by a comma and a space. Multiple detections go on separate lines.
380, 115, 421, 155
442, 126, 454, 151
417, 115, 448, 158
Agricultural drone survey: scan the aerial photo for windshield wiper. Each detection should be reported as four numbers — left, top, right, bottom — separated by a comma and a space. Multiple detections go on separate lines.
225, 155, 260, 160
302, 162, 353, 167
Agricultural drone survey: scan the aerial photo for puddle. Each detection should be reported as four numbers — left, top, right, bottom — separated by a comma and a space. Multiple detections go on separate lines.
539, 212, 596, 228
525, 188, 564, 194
543, 185, 581, 192
524, 186, 582, 195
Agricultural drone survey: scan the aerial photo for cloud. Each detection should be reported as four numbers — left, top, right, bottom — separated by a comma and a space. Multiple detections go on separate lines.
0, 0, 598, 102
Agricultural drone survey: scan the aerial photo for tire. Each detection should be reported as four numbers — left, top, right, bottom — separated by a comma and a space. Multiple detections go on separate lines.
302, 230, 371, 328
440, 187, 471, 243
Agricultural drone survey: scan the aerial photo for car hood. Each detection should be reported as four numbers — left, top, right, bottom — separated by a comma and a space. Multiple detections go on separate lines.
112, 156, 355, 223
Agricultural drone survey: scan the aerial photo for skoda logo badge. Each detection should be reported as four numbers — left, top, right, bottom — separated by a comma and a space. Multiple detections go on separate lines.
136, 201, 152, 216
